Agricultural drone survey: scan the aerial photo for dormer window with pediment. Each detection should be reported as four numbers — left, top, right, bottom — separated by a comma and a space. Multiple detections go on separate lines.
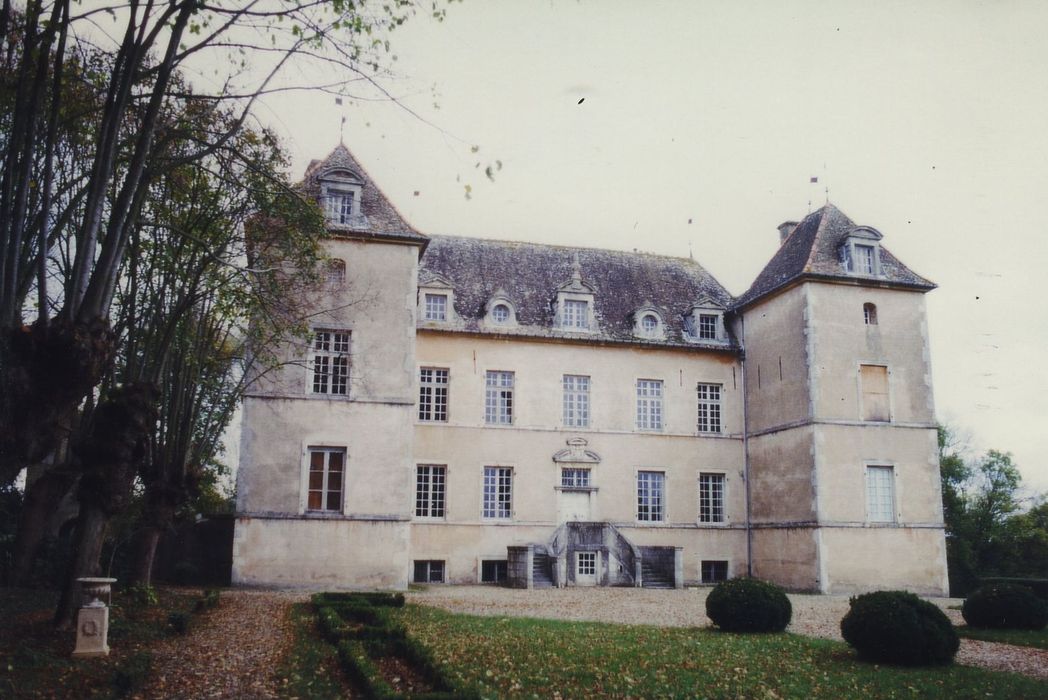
841, 226, 883, 276
554, 254, 597, 333
685, 298, 727, 343
418, 274, 457, 326
320, 168, 366, 228
632, 306, 666, 340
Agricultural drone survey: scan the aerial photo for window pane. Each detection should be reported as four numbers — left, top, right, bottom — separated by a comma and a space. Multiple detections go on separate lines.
697, 383, 722, 433
699, 473, 725, 523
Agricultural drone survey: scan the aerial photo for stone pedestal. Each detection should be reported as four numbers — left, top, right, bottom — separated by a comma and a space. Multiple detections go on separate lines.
72, 605, 110, 658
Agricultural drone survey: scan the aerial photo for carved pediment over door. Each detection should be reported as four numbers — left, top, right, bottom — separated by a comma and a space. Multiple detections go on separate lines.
552, 437, 601, 464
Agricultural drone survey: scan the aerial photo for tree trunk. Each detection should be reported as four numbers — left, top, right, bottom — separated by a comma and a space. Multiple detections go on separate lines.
8, 467, 77, 586
54, 504, 107, 629
130, 526, 162, 587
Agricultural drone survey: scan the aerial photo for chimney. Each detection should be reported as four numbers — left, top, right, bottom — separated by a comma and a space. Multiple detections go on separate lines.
777, 221, 799, 244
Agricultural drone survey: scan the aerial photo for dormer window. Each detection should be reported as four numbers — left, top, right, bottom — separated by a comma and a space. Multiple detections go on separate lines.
685, 298, 726, 344
319, 169, 365, 228
424, 293, 447, 321
492, 304, 510, 323
632, 307, 666, 340
483, 292, 518, 329
841, 226, 883, 276
562, 299, 589, 330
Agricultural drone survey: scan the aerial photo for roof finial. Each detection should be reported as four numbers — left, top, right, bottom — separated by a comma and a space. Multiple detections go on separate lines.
571, 252, 582, 283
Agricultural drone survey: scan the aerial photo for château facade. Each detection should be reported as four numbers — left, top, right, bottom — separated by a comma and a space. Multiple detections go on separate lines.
232, 144, 949, 595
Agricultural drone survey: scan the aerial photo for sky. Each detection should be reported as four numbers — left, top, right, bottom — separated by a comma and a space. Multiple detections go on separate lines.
236, 0, 1047, 494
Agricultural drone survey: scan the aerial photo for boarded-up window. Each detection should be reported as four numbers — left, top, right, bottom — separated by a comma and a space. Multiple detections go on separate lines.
860, 365, 889, 421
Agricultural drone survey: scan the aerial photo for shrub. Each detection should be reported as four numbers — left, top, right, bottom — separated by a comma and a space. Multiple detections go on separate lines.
126, 583, 158, 607
841, 591, 959, 665
168, 611, 192, 636
111, 651, 153, 697
705, 577, 792, 633
980, 577, 1048, 601
962, 583, 1048, 630
170, 561, 200, 585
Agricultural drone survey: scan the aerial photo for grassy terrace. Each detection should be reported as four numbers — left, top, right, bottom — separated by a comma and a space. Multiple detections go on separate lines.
384, 605, 1048, 700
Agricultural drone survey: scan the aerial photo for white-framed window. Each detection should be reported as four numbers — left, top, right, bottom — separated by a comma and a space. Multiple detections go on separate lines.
492, 303, 510, 323
413, 560, 445, 583
326, 190, 355, 225
863, 303, 878, 326
842, 234, 882, 276
699, 472, 725, 523
636, 379, 663, 431
482, 466, 513, 519
561, 467, 591, 488
641, 314, 658, 333
860, 364, 890, 422
418, 368, 449, 422
577, 551, 596, 576
637, 470, 665, 522
698, 314, 718, 340
324, 259, 346, 288
561, 299, 590, 330
696, 383, 722, 433
484, 371, 514, 425
307, 447, 345, 512
415, 464, 446, 518
701, 560, 729, 583
562, 374, 590, 428
424, 293, 448, 321
311, 330, 350, 395
866, 465, 895, 522
854, 244, 876, 274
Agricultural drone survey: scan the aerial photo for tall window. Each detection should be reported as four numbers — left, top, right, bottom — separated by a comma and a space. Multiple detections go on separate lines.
696, 383, 722, 433
424, 293, 447, 321
562, 299, 589, 330
485, 371, 514, 424
418, 368, 449, 422
866, 465, 895, 522
324, 259, 346, 288
863, 303, 878, 325
699, 473, 725, 523
307, 448, 344, 512
698, 314, 718, 340
483, 466, 512, 519
415, 464, 446, 518
636, 379, 663, 431
562, 374, 590, 428
860, 364, 890, 421
311, 330, 350, 395
326, 191, 355, 225
637, 471, 665, 522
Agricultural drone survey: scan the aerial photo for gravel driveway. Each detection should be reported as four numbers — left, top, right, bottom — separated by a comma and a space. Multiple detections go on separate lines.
407, 585, 1048, 681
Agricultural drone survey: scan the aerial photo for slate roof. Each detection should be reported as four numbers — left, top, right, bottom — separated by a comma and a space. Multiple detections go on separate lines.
302, 144, 428, 246
419, 235, 735, 349
733, 204, 936, 309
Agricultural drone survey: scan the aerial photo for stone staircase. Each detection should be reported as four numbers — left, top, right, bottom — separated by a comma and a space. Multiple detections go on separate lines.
532, 552, 553, 588
640, 559, 674, 589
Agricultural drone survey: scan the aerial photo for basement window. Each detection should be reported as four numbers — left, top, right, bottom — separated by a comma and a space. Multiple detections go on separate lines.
481, 560, 508, 583
701, 560, 729, 583
413, 560, 445, 583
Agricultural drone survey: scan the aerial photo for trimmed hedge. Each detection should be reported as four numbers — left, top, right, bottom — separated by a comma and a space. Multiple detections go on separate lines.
313, 592, 478, 699
979, 578, 1048, 602
705, 578, 792, 633
962, 583, 1048, 630
840, 591, 959, 665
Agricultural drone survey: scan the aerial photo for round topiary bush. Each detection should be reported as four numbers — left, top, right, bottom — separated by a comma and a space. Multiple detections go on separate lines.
840, 591, 959, 665
962, 583, 1048, 630
705, 577, 792, 632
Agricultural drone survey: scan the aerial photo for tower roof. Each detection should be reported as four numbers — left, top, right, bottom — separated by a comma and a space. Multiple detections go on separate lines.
302, 143, 428, 246
733, 204, 935, 310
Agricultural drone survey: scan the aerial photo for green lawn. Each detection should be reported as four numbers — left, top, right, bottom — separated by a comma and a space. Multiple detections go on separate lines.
390, 605, 1048, 700
957, 625, 1048, 650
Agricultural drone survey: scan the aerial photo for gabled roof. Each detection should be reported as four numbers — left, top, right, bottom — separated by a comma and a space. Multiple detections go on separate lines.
302, 144, 428, 246
733, 204, 935, 309
419, 235, 735, 348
